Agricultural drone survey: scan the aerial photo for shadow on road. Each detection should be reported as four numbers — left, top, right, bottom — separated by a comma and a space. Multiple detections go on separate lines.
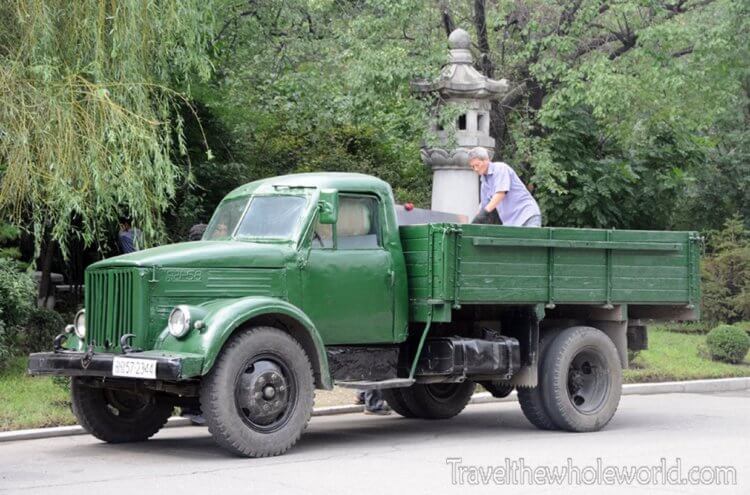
37, 401, 676, 460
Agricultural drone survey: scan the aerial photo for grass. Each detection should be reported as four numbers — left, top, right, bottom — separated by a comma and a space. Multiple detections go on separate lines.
1, 326, 749, 431
623, 327, 750, 383
0, 357, 76, 432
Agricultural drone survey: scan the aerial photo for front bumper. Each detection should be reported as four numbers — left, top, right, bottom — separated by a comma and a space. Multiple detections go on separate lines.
28, 351, 204, 381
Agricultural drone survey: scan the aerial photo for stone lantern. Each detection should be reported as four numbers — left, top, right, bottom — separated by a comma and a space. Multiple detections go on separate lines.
413, 28, 509, 219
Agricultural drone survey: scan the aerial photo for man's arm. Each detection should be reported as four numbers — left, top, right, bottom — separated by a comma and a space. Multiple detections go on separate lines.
483, 191, 506, 213
473, 191, 506, 223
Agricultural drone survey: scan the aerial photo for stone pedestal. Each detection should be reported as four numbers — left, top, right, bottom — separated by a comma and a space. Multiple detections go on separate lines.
421, 146, 493, 219
431, 167, 479, 219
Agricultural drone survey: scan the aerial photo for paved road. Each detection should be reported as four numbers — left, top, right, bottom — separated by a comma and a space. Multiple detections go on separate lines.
1, 391, 748, 495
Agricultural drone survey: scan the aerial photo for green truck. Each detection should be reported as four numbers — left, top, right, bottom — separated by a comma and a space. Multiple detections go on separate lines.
29, 173, 701, 457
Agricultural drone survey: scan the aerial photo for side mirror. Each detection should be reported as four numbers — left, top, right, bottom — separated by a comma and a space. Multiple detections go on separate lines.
318, 189, 338, 224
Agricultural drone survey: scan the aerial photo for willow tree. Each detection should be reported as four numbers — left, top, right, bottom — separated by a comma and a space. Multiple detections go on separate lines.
0, 1, 215, 302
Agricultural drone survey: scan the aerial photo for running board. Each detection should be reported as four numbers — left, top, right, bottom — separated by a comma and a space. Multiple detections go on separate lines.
336, 378, 415, 390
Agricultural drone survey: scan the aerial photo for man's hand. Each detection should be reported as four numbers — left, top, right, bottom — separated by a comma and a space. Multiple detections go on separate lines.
472, 208, 490, 224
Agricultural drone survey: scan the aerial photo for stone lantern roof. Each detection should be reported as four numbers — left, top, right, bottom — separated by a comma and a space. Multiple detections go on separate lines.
413, 29, 509, 98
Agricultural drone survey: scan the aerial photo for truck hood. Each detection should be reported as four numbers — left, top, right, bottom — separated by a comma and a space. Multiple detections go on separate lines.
89, 241, 294, 270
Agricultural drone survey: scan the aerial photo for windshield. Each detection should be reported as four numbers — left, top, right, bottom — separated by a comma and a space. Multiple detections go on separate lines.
204, 197, 247, 240
236, 195, 308, 240
204, 195, 309, 241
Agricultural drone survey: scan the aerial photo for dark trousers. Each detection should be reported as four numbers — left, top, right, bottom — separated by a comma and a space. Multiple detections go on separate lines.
357, 389, 386, 411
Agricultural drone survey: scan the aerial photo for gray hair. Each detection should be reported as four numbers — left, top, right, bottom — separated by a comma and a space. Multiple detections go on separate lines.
467, 147, 490, 161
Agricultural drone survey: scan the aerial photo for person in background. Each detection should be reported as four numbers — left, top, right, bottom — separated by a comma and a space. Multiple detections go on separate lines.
188, 223, 207, 241
117, 216, 142, 253
467, 147, 542, 227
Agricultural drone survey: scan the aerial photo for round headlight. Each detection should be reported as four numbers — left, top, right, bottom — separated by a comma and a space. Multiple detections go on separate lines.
168, 306, 191, 338
74, 310, 86, 339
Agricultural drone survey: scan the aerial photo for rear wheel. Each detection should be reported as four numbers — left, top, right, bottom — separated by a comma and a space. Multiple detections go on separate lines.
200, 326, 314, 457
518, 334, 557, 430
382, 388, 417, 418
518, 386, 556, 430
71, 378, 172, 443
541, 326, 622, 432
399, 381, 475, 419
481, 380, 514, 398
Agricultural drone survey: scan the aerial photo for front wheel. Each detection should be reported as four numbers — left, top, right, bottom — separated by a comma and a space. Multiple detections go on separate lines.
541, 326, 622, 432
200, 326, 315, 457
399, 381, 475, 419
71, 378, 172, 443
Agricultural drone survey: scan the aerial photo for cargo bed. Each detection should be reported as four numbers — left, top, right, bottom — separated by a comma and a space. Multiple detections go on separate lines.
401, 224, 701, 322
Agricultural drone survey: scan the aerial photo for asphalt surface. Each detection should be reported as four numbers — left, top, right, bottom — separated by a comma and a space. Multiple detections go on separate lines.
1, 390, 748, 495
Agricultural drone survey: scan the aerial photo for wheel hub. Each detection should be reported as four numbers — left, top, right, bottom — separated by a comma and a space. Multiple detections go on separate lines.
566, 350, 609, 413
237, 360, 290, 426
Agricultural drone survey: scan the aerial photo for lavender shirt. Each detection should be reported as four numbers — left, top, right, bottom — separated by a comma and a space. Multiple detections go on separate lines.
480, 162, 541, 226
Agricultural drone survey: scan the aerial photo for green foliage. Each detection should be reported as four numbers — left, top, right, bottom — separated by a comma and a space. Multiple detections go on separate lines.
0, 258, 35, 329
529, 106, 702, 228
701, 217, 750, 325
510, 0, 743, 229
191, 0, 440, 208
0, 0, 216, 256
0, 263, 68, 367
676, 87, 750, 231
190, 0, 748, 232
0, 0, 748, 260
662, 321, 711, 335
0, 223, 21, 260
18, 307, 65, 354
625, 327, 750, 383
0, 322, 13, 373
706, 325, 750, 364
730, 321, 750, 336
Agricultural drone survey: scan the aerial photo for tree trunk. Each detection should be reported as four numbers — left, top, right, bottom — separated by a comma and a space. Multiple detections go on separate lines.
439, 1, 454, 37
37, 234, 56, 308
473, 0, 494, 78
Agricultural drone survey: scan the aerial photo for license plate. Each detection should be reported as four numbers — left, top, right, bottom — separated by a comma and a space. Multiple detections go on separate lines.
112, 357, 157, 379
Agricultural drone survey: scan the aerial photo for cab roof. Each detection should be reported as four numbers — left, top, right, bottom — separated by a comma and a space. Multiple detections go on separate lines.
223, 172, 393, 201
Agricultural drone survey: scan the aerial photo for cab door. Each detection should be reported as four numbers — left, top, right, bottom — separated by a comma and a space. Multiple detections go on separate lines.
302, 194, 394, 344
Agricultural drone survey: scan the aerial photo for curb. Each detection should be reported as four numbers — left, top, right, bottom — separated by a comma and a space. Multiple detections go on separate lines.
1, 377, 748, 444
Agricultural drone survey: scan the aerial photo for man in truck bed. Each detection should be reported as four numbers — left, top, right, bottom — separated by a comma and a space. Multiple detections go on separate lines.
468, 147, 542, 227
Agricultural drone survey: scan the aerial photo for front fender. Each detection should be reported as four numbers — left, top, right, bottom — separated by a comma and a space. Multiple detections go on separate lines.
154, 296, 332, 389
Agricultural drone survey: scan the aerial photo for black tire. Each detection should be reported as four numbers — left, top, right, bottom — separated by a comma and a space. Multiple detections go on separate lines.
517, 334, 557, 430
517, 387, 557, 430
541, 326, 622, 432
71, 378, 172, 443
200, 326, 315, 457
382, 388, 417, 418
399, 381, 475, 420
481, 380, 514, 398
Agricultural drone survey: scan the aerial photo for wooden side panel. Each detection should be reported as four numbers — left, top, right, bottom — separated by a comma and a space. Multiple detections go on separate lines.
456, 225, 697, 307
401, 223, 700, 320
609, 230, 691, 303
